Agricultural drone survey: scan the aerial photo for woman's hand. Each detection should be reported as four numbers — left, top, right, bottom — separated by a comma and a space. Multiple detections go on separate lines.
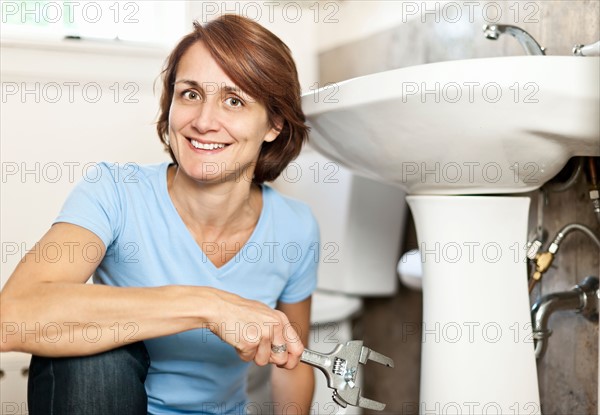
206, 289, 304, 369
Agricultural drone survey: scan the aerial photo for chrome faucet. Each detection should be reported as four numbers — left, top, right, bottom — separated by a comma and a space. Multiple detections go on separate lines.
483, 24, 546, 55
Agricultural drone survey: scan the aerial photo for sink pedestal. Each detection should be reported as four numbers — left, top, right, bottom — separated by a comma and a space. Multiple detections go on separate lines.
406, 196, 540, 414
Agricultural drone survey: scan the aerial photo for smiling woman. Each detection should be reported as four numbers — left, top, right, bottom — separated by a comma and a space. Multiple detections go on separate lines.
1, 14, 318, 415
157, 15, 309, 183
166, 41, 282, 186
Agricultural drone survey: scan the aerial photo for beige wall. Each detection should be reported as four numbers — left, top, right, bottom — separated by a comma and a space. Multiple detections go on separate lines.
316, 1, 599, 414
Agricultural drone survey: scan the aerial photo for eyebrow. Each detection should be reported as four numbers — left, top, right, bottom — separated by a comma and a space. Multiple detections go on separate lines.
174, 79, 243, 95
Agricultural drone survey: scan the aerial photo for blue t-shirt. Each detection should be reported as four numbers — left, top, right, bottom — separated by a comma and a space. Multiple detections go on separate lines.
54, 162, 319, 414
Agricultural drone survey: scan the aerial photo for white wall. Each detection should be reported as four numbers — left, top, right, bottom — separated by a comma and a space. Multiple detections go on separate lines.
0, 40, 171, 288
316, 0, 409, 52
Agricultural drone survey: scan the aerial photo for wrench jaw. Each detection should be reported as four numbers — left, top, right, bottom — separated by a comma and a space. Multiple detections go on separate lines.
336, 341, 393, 410
359, 346, 395, 368
302, 340, 394, 412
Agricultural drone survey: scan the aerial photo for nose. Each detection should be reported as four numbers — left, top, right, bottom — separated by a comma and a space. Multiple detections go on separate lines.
191, 100, 221, 133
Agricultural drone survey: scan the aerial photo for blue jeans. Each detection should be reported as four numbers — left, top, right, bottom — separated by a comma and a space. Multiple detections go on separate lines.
27, 342, 150, 415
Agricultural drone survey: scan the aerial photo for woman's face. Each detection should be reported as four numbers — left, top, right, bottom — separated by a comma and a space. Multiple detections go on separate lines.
168, 41, 280, 185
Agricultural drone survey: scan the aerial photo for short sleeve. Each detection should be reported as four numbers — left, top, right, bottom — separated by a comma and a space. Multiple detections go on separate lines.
53, 162, 122, 250
278, 211, 320, 304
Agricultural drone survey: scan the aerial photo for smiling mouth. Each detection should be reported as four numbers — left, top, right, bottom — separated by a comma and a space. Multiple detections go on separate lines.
188, 139, 230, 151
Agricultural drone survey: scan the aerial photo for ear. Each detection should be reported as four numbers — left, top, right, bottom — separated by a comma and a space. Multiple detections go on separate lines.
264, 116, 283, 143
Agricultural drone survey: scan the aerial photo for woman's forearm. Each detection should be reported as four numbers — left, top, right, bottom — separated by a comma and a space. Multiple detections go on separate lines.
1, 281, 303, 369
271, 363, 315, 415
0, 283, 215, 356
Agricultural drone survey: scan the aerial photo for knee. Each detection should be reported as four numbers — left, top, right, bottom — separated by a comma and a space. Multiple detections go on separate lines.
28, 342, 150, 415
31, 342, 150, 389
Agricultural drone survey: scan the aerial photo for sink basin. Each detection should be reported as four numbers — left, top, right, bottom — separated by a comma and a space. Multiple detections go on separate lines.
302, 56, 600, 194
301, 56, 600, 413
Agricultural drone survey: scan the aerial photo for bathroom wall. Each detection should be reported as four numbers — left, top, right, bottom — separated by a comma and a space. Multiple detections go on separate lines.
315, 1, 600, 414
0, 38, 171, 413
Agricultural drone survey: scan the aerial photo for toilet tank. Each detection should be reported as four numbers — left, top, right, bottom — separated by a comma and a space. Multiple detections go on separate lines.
272, 145, 407, 296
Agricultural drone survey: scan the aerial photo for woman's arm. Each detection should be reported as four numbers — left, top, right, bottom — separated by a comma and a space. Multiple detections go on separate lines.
271, 297, 315, 414
0, 222, 300, 368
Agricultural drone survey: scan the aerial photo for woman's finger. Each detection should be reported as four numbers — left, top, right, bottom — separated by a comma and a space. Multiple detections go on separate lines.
253, 335, 272, 366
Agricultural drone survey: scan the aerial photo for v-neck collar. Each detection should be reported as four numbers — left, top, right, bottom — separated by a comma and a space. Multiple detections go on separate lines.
158, 163, 269, 276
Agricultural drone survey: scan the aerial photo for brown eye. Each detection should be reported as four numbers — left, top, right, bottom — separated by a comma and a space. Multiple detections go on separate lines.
225, 97, 243, 107
182, 90, 201, 101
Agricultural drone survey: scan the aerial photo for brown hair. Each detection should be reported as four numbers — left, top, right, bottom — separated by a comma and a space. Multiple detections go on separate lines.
156, 14, 309, 183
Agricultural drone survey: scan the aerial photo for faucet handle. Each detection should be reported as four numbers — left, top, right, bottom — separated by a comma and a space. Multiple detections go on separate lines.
526, 239, 543, 260
573, 41, 600, 56
526, 228, 547, 260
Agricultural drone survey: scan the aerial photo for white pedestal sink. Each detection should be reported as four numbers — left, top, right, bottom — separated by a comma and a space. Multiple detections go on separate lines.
302, 56, 600, 414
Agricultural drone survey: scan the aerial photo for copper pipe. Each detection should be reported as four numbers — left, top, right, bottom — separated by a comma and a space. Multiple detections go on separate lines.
589, 157, 598, 186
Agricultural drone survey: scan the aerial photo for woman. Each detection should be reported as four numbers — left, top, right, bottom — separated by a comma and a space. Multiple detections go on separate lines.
0, 14, 318, 414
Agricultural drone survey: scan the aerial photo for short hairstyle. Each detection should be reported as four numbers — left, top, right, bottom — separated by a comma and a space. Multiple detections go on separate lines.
156, 14, 309, 183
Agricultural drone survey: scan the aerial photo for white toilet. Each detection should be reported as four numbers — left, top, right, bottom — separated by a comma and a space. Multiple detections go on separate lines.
251, 145, 408, 414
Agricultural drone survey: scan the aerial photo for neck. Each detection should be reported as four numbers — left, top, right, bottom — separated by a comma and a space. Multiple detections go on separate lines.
166, 164, 262, 235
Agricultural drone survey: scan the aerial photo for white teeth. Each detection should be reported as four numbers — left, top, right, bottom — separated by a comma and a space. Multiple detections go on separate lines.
191, 140, 226, 150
